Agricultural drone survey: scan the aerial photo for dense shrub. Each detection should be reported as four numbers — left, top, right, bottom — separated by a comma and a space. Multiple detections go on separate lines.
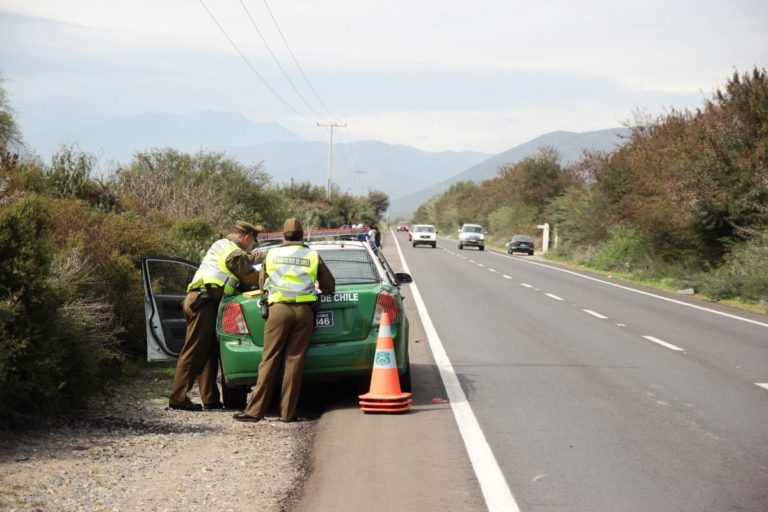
700, 234, 768, 303
589, 228, 652, 273
0, 196, 121, 424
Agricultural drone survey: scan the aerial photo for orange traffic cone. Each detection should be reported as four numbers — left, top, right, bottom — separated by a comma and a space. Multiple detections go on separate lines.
359, 312, 412, 413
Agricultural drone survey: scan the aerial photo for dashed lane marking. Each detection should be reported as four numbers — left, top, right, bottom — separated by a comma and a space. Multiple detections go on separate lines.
642, 335, 685, 351
502, 275, 511, 279
583, 309, 608, 319
520, 283, 533, 288
487, 250, 768, 329
545, 293, 564, 301
756, 383, 768, 392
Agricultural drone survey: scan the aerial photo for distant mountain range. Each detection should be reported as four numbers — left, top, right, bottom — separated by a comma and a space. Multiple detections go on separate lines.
26, 111, 302, 161
23, 111, 490, 202
22, 111, 629, 217
387, 128, 630, 217
217, 140, 489, 201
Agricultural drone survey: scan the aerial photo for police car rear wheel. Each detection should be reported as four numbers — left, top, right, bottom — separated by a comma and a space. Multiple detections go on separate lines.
221, 379, 248, 410
399, 359, 412, 393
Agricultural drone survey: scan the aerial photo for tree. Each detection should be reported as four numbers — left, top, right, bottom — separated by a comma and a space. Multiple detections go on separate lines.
112, 148, 274, 227
0, 73, 21, 150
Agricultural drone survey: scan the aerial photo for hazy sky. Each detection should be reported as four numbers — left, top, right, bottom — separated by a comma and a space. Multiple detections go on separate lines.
1, 0, 766, 153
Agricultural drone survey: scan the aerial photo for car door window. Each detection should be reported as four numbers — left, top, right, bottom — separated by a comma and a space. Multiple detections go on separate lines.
142, 257, 198, 360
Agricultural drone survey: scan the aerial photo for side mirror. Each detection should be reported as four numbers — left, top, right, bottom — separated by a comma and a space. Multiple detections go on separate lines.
394, 272, 413, 285
435, 230, 439, 234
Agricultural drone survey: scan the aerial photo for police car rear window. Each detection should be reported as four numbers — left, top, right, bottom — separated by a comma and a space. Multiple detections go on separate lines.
318, 249, 379, 284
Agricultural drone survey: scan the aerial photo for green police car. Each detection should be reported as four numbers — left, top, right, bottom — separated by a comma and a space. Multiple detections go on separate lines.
141, 237, 413, 409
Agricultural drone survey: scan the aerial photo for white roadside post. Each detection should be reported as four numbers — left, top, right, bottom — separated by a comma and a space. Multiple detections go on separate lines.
537, 223, 550, 254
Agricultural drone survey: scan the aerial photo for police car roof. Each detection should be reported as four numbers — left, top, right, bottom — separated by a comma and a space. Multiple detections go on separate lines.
309, 240, 369, 250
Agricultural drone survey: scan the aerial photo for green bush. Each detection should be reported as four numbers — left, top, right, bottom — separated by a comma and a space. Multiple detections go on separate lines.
700, 234, 768, 302
168, 217, 218, 262
488, 205, 538, 237
590, 228, 652, 272
0, 196, 121, 424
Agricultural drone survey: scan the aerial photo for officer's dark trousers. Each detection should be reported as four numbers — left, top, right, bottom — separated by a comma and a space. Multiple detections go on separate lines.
244, 302, 314, 421
169, 291, 220, 407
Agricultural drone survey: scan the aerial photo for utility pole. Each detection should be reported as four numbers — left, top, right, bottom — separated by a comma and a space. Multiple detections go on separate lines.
352, 170, 367, 196
317, 122, 347, 199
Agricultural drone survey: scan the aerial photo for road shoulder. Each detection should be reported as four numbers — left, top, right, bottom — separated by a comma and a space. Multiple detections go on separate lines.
293, 236, 485, 511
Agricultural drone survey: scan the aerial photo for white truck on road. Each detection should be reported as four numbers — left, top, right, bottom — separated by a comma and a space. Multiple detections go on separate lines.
458, 223, 486, 251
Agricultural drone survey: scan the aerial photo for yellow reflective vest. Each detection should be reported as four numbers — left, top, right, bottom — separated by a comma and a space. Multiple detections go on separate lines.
186, 238, 241, 295
264, 244, 319, 303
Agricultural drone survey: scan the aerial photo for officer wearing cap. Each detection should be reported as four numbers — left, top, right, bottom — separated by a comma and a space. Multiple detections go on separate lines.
233, 218, 335, 423
169, 220, 265, 411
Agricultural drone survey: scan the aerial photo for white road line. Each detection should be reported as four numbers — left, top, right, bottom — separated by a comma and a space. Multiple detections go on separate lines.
756, 383, 768, 392
392, 231, 520, 512
502, 275, 511, 279
488, 268, 497, 273
487, 251, 768, 329
583, 309, 608, 319
546, 293, 564, 301
469, 259, 475, 263
642, 335, 685, 351
478, 263, 485, 267
520, 283, 533, 288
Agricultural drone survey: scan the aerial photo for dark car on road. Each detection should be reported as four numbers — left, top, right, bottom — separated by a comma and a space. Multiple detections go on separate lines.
507, 234, 535, 255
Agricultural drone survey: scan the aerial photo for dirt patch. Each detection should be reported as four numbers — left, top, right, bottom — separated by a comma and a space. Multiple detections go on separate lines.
0, 362, 315, 512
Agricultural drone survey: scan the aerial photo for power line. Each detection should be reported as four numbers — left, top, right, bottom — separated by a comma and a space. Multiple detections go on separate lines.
337, 129, 363, 175
198, 0, 315, 123
262, 0, 339, 121
238, 0, 327, 121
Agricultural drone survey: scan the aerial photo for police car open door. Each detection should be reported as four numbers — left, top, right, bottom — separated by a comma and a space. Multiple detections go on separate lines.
141, 256, 198, 362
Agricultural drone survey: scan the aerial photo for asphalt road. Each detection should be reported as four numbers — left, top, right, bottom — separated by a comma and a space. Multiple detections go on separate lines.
398, 232, 768, 512
296, 231, 768, 512
294, 235, 486, 512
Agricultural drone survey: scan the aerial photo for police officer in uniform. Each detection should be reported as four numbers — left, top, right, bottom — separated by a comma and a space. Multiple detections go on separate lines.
233, 218, 335, 422
169, 221, 265, 411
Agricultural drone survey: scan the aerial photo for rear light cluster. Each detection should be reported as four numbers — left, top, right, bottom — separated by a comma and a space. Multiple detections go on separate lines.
372, 290, 398, 326
222, 302, 250, 335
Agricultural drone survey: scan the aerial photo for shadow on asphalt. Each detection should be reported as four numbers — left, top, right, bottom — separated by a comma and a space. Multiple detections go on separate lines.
289, 361, 451, 419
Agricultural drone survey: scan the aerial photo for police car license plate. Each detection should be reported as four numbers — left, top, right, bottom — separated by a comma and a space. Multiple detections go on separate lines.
315, 311, 334, 328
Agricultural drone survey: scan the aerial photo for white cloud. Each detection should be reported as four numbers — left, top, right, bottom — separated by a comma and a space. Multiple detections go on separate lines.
1, 0, 767, 152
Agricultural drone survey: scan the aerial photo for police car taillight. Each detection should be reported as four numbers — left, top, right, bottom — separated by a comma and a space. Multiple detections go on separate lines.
373, 291, 397, 326
222, 302, 250, 335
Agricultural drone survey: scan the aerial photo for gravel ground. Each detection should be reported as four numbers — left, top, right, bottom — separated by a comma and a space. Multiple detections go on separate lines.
0, 365, 316, 512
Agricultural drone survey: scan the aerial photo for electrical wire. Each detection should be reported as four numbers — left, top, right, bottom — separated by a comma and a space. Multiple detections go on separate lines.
239, 0, 327, 121
198, 0, 316, 123
262, 0, 340, 121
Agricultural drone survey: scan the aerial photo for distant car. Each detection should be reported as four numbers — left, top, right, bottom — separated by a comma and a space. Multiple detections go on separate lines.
411, 224, 437, 248
458, 223, 485, 250
397, 222, 409, 232
507, 234, 535, 255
